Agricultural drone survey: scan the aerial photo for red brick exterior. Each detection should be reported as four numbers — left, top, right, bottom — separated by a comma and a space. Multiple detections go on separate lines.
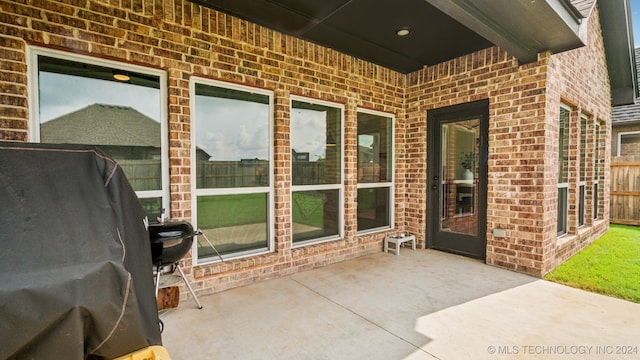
0, 0, 611, 293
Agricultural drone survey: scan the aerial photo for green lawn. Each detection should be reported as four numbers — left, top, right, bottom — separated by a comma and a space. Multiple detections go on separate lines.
291, 192, 324, 227
544, 224, 640, 303
197, 193, 267, 229
196, 192, 325, 229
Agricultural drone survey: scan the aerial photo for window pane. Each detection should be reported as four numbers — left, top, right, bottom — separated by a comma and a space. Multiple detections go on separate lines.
595, 123, 601, 181
38, 56, 162, 194
292, 190, 340, 243
593, 183, 599, 219
139, 197, 163, 220
557, 187, 568, 235
579, 185, 585, 226
357, 187, 390, 231
580, 117, 587, 181
558, 107, 570, 183
291, 100, 341, 185
594, 123, 600, 220
197, 193, 268, 258
195, 84, 270, 189
620, 133, 640, 157
357, 113, 392, 183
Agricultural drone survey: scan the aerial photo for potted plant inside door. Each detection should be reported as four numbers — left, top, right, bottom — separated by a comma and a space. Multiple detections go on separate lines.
460, 151, 475, 180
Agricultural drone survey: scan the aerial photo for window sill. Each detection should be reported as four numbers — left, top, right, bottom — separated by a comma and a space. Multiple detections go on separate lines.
556, 232, 575, 248
357, 226, 392, 236
194, 247, 272, 266
292, 235, 342, 248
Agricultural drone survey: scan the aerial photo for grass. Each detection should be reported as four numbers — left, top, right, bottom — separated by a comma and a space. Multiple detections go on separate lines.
197, 193, 267, 228
196, 192, 325, 229
291, 192, 325, 227
544, 224, 640, 304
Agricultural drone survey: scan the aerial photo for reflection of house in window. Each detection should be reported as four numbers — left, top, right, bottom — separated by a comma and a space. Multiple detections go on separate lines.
41, 103, 162, 160
40, 103, 167, 204
292, 149, 309, 162
42, 103, 211, 162
358, 143, 374, 163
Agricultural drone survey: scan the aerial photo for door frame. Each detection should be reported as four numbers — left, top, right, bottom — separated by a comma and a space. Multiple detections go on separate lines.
426, 99, 489, 259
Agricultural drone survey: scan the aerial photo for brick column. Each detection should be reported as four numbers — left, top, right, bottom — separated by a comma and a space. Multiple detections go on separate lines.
168, 68, 192, 220
274, 88, 292, 263
344, 97, 358, 240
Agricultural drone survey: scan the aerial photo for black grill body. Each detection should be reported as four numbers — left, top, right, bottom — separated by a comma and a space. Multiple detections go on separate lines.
148, 220, 194, 266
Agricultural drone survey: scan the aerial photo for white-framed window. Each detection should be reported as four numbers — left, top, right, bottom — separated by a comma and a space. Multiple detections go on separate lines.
578, 115, 587, 227
557, 105, 570, 236
191, 78, 274, 263
28, 46, 169, 218
617, 131, 640, 157
594, 122, 602, 220
357, 109, 394, 233
290, 96, 344, 246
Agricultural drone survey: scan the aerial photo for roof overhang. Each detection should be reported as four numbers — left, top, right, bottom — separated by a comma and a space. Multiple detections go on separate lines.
612, 119, 640, 127
192, 0, 588, 72
599, 0, 638, 106
191, 0, 636, 105
426, 0, 585, 65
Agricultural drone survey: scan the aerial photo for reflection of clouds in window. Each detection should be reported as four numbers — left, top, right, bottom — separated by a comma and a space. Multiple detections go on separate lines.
291, 108, 326, 161
358, 134, 374, 148
195, 96, 269, 161
39, 72, 161, 122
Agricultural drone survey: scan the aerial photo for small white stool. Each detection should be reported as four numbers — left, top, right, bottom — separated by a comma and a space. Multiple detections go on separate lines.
384, 234, 416, 255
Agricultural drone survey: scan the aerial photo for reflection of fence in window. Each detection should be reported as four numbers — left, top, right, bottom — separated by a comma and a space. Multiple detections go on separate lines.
357, 163, 381, 182
119, 160, 162, 191
292, 163, 329, 185
197, 161, 269, 188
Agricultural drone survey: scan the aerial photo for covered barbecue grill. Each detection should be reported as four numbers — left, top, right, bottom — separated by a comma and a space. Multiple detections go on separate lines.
0, 142, 163, 359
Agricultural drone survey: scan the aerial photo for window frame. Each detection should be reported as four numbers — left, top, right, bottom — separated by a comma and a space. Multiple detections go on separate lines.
594, 122, 602, 220
190, 77, 275, 264
356, 108, 394, 234
27, 46, 170, 213
578, 115, 588, 227
617, 130, 640, 157
290, 95, 345, 247
557, 104, 571, 236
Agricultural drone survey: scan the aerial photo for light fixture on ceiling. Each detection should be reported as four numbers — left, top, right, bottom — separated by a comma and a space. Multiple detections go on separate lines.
112, 70, 130, 82
395, 27, 411, 37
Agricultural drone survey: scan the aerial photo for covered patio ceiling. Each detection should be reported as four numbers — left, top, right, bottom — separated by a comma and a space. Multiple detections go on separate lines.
192, 0, 637, 105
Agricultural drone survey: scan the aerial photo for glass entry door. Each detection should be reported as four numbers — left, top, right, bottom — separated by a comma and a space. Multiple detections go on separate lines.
427, 100, 488, 259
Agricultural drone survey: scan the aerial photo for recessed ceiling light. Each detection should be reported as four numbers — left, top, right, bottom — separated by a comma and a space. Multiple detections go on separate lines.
112, 70, 130, 82
396, 27, 411, 37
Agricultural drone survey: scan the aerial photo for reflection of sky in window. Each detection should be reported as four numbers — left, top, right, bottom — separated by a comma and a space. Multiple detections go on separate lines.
195, 96, 269, 161
39, 72, 161, 122
291, 108, 327, 161
358, 134, 374, 148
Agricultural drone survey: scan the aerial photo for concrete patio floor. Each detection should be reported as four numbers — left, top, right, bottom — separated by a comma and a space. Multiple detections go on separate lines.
160, 250, 640, 359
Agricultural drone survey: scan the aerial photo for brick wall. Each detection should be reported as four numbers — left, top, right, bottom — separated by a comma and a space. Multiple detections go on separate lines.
543, 7, 611, 273
0, 0, 612, 293
0, 0, 406, 296
404, 7, 611, 276
405, 48, 552, 275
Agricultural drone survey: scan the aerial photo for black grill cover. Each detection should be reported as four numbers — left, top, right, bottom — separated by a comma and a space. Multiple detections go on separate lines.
0, 142, 162, 359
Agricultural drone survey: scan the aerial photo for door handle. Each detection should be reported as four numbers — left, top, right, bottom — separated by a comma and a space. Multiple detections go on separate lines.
431, 184, 438, 190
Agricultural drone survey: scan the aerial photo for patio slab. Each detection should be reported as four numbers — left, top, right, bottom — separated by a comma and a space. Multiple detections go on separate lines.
160, 250, 640, 359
